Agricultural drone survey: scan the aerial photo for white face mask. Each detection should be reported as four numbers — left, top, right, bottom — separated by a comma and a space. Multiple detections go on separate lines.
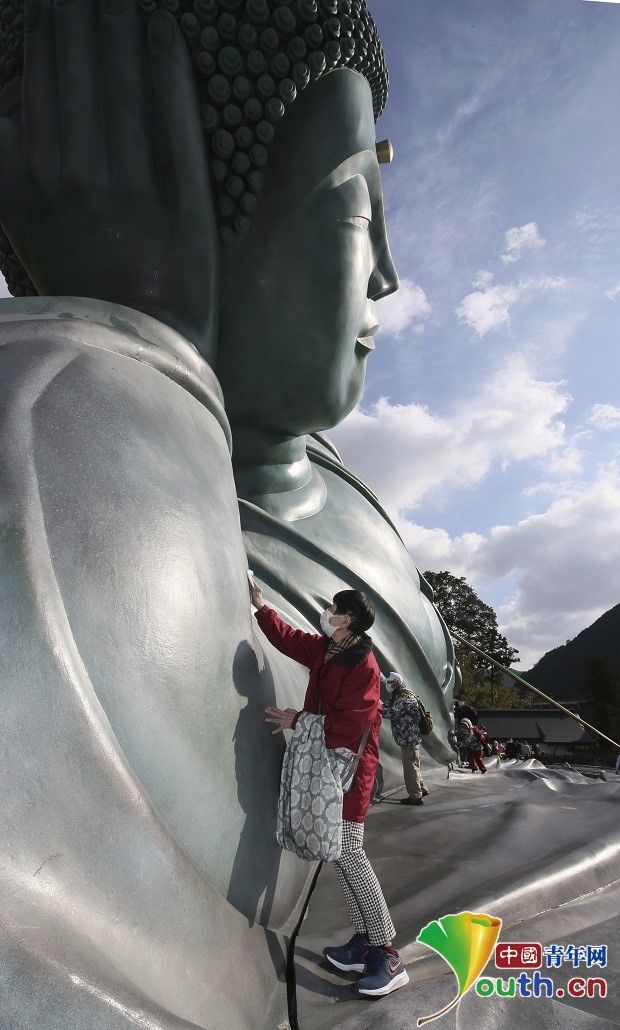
320, 608, 339, 637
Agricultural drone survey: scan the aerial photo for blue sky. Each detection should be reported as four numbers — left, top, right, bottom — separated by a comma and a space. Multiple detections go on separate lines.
331, 0, 620, 667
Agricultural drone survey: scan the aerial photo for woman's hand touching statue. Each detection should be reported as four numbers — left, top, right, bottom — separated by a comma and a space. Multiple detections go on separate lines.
248, 576, 263, 610
264, 707, 298, 735
0, 0, 216, 357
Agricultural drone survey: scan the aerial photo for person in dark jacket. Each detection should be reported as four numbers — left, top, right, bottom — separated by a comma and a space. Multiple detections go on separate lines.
454, 697, 479, 725
458, 719, 487, 773
250, 579, 409, 998
382, 672, 430, 806
505, 738, 519, 759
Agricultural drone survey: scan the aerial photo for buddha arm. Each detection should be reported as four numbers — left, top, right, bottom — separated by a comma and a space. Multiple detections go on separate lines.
0, 298, 311, 925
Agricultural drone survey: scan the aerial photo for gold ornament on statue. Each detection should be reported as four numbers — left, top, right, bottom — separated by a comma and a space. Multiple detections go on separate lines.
376, 139, 394, 164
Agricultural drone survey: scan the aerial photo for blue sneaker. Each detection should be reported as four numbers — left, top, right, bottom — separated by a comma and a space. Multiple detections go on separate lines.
354, 945, 409, 996
323, 932, 371, 973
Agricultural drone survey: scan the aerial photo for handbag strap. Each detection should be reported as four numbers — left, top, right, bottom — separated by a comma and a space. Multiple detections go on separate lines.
356, 725, 371, 757
345, 725, 372, 792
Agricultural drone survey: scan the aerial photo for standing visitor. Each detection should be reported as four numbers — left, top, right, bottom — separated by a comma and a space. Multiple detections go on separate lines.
249, 579, 409, 998
458, 719, 488, 773
382, 672, 430, 806
454, 697, 479, 725
492, 739, 506, 759
505, 738, 519, 760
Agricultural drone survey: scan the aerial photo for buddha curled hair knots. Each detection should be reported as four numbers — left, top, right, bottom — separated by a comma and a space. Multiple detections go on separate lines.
0, 0, 389, 295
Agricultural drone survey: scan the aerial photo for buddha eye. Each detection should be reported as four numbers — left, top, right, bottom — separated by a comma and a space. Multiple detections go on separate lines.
338, 216, 371, 231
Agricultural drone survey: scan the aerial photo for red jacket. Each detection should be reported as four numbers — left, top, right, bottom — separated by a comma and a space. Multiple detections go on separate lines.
255, 606, 381, 823
471, 725, 486, 748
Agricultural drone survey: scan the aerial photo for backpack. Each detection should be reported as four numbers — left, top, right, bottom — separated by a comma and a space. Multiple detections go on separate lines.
414, 695, 433, 736
470, 725, 486, 752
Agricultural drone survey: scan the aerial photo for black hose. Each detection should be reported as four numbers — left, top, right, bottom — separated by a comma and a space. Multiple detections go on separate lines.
286, 861, 324, 1030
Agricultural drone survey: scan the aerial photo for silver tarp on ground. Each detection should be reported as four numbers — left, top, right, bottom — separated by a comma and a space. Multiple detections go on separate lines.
295, 760, 620, 1029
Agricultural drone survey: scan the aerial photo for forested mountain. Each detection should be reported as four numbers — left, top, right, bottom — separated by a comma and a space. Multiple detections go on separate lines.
525, 603, 620, 700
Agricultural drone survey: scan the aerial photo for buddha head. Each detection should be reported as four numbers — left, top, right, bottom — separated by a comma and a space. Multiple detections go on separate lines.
0, 0, 398, 434
217, 64, 398, 438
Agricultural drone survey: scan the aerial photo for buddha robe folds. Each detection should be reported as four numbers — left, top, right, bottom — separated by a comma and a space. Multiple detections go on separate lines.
0, 297, 312, 1030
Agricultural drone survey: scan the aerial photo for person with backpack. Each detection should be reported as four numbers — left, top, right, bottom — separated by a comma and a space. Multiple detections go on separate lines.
382, 672, 432, 806
457, 718, 488, 773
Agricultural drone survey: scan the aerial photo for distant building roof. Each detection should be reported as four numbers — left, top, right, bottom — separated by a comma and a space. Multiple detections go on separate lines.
477, 709, 592, 744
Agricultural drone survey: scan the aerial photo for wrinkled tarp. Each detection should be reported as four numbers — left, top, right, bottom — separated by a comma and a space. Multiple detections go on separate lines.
295, 760, 619, 1029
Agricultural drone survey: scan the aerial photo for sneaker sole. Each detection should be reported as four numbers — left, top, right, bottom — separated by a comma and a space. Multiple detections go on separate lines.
323, 954, 367, 973
356, 969, 410, 996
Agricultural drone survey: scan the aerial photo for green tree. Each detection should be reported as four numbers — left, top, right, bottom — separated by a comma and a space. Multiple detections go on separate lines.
424, 570, 527, 710
583, 658, 620, 755
455, 648, 530, 711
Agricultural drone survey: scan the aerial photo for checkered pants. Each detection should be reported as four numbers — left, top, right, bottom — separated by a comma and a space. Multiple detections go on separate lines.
331, 820, 396, 946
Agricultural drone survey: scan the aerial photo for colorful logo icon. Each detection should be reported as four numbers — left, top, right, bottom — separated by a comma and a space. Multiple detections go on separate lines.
416, 910, 502, 1025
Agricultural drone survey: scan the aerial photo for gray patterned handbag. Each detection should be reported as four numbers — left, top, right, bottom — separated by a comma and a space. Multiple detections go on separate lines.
276, 711, 343, 861
276, 712, 371, 863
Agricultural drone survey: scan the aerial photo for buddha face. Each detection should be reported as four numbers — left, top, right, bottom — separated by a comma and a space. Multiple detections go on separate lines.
216, 69, 398, 437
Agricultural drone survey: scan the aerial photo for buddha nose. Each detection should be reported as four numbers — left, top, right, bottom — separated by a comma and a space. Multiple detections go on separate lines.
368, 235, 399, 302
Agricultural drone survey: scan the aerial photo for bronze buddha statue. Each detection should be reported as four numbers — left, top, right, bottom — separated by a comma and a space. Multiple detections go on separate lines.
0, 2, 454, 1026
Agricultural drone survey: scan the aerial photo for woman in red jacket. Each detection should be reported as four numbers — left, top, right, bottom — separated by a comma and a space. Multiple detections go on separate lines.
250, 580, 409, 998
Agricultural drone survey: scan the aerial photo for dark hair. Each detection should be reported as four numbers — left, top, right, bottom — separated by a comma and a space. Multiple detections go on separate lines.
333, 588, 375, 634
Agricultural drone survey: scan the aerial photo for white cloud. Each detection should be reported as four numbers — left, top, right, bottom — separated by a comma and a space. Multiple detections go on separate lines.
604, 282, 620, 301
522, 480, 583, 500
457, 282, 520, 336
590, 403, 620, 430
456, 276, 568, 338
329, 353, 620, 669
434, 91, 487, 147
544, 443, 584, 478
331, 355, 571, 513
501, 222, 545, 264
480, 467, 620, 666
377, 278, 431, 337
472, 270, 494, 290
572, 207, 620, 263
396, 467, 620, 669
0, 272, 9, 299
396, 521, 484, 579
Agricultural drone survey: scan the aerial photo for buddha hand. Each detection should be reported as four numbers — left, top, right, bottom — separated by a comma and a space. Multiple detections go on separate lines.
0, 0, 216, 357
